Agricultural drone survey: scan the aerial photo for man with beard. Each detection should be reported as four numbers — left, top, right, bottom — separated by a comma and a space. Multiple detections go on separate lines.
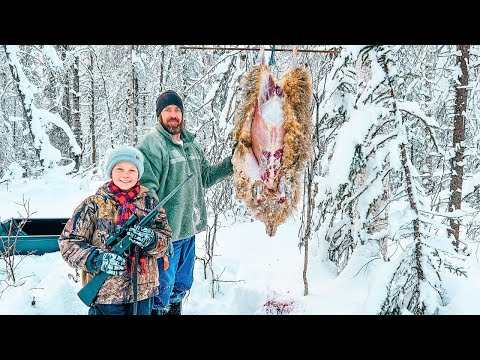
137, 90, 234, 315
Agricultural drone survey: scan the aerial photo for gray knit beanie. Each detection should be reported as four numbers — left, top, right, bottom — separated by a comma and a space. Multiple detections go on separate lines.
156, 90, 183, 117
104, 145, 144, 179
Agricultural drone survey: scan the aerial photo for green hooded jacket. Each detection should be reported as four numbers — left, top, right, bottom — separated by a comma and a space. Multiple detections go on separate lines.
138, 125, 233, 241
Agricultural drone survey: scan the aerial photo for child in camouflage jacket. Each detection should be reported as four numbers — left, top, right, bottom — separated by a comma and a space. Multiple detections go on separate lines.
59, 145, 172, 315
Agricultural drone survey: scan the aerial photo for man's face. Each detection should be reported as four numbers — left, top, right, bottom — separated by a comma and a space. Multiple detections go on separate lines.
159, 104, 183, 135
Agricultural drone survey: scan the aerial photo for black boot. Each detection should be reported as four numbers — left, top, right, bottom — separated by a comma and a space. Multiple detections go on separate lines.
165, 301, 182, 315
150, 309, 161, 315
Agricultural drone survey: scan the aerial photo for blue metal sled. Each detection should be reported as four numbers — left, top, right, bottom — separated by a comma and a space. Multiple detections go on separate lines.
0, 218, 69, 255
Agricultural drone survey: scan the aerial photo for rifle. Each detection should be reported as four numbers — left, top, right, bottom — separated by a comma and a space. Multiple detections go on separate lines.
77, 173, 193, 307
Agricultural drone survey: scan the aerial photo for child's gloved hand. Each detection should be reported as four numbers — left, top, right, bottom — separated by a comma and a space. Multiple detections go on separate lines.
128, 225, 156, 248
96, 251, 126, 276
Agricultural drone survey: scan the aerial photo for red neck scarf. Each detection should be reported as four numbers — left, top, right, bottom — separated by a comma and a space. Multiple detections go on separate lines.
108, 180, 141, 225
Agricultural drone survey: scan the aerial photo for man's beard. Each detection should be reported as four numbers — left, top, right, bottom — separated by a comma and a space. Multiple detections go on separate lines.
161, 118, 183, 135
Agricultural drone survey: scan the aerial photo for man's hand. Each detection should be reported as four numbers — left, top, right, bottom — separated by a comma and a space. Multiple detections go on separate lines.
166, 240, 174, 257
96, 251, 126, 276
128, 225, 156, 248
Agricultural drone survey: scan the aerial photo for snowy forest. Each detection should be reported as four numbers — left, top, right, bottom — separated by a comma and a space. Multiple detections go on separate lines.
1, 45, 479, 315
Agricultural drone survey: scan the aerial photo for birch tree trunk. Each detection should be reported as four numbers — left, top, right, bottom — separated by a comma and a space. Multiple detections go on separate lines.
448, 45, 469, 249
59, 45, 82, 173
356, 54, 390, 260
3, 45, 43, 173
71, 53, 82, 172
59, 44, 72, 157
89, 51, 97, 167
126, 45, 135, 145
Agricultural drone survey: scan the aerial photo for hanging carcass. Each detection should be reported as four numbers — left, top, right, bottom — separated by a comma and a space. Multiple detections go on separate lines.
231, 46, 313, 236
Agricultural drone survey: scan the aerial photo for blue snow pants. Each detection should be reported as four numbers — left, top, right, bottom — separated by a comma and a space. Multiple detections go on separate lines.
153, 235, 195, 310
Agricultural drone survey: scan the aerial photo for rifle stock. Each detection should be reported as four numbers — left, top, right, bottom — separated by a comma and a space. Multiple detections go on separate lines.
77, 174, 193, 307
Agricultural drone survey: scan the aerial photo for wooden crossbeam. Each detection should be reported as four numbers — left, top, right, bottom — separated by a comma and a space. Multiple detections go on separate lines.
180, 45, 339, 54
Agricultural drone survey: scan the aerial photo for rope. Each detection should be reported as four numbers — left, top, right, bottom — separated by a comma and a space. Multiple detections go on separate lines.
268, 45, 276, 66
257, 45, 265, 64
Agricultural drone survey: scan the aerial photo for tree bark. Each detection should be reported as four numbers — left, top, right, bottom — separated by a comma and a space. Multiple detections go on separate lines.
89, 51, 97, 167
3, 45, 42, 172
448, 45, 469, 248
126, 45, 135, 145
72, 54, 82, 172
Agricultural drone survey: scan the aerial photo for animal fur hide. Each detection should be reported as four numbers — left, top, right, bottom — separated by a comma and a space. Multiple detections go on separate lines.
231, 63, 313, 236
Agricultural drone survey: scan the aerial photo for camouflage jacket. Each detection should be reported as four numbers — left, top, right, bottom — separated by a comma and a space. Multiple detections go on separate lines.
58, 182, 172, 305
